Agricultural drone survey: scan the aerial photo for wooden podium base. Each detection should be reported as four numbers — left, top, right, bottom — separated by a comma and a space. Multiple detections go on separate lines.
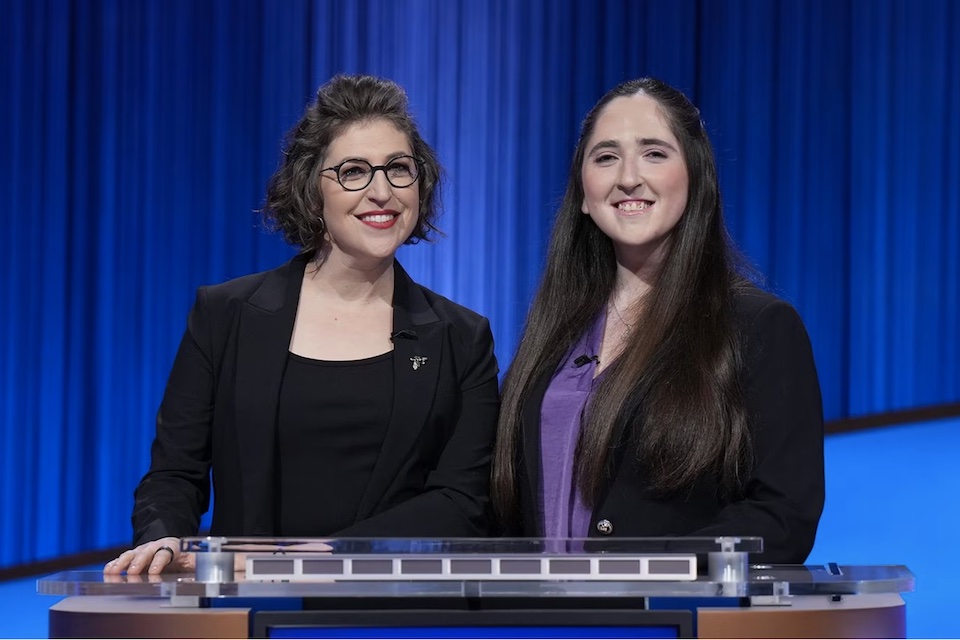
698, 593, 905, 638
49, 596, 249, 639
49, 593, 906, 639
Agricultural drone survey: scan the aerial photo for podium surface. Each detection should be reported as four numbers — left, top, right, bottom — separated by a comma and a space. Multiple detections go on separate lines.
39, 537, 912, 638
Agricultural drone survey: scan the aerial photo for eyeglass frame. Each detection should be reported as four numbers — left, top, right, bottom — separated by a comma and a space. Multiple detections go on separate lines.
320, 155, 424, 192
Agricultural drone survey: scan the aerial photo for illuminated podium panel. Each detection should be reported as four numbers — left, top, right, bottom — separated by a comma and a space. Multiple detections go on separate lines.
39, 537, 912, 639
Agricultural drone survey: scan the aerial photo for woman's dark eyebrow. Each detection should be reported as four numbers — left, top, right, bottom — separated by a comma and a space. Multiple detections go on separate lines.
330, 151, 411, 165
637, 137, 679, 152
586, 139, 621, 156
588, 137, 678, 156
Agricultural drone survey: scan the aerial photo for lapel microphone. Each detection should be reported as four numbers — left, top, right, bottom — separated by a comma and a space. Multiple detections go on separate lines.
573, 354, 599, 367
390, 329, 418, 341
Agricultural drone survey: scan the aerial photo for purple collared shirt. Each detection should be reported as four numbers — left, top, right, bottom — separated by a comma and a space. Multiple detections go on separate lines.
539, 311, 606, 539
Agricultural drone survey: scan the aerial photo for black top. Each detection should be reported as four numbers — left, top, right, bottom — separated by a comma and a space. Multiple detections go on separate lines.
131, 255, 499, 546
278, 351, 394, 536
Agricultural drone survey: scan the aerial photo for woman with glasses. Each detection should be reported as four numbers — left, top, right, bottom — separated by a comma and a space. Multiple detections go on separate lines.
491, 78, 824, 564
106, 75, 499, 575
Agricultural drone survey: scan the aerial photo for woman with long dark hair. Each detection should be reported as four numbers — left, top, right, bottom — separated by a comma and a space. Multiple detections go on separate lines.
492, 78, 824, 563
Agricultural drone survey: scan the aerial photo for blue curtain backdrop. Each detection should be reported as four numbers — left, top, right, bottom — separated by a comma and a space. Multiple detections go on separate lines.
1, 0, 957, 567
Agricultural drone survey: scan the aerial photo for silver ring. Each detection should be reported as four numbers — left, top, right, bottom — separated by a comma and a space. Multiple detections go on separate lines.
155, 545, 176, 559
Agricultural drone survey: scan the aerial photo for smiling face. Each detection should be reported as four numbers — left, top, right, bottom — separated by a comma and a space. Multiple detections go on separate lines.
319, 119, 420, 269
580, 93, 689, 272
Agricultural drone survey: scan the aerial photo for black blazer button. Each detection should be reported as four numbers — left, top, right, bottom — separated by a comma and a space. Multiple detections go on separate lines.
596, 519, 613, 535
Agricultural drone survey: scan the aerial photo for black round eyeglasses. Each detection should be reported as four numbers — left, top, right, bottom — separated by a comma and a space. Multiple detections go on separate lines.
321, 155, 422, 191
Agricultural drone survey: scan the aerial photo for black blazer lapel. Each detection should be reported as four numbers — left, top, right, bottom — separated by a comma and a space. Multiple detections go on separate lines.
354, 262, 442, 521
234, 254, 307, 535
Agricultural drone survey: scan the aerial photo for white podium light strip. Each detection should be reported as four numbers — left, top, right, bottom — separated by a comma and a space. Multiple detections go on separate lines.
245, 555, 698, 582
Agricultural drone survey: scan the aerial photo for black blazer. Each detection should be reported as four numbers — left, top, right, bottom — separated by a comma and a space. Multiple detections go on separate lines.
132, 254, 499, 545
514, 288, 825, 564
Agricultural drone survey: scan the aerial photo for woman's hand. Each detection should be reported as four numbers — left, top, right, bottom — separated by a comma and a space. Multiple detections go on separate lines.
103, 537, 195, 575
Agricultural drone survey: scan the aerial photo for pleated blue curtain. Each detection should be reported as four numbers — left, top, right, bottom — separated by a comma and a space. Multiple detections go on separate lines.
1, 0, 957, 567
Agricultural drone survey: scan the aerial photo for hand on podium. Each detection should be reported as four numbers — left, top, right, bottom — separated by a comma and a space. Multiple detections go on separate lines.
103, 536, 194, 575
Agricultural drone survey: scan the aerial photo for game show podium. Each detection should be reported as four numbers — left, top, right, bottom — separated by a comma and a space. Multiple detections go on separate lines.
39, 537, 913, 639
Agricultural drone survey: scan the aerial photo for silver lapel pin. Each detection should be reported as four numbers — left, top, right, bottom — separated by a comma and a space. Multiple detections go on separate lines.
410, 356, 428, 370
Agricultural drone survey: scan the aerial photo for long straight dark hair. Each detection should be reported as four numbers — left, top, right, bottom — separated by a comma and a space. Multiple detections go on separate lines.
492, 78, 753, 527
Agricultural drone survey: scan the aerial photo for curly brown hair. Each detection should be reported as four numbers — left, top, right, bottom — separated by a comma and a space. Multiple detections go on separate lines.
262, 74, 442, 253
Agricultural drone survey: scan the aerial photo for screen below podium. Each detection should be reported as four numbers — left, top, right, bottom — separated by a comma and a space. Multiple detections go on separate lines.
254, 610, 692, 639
